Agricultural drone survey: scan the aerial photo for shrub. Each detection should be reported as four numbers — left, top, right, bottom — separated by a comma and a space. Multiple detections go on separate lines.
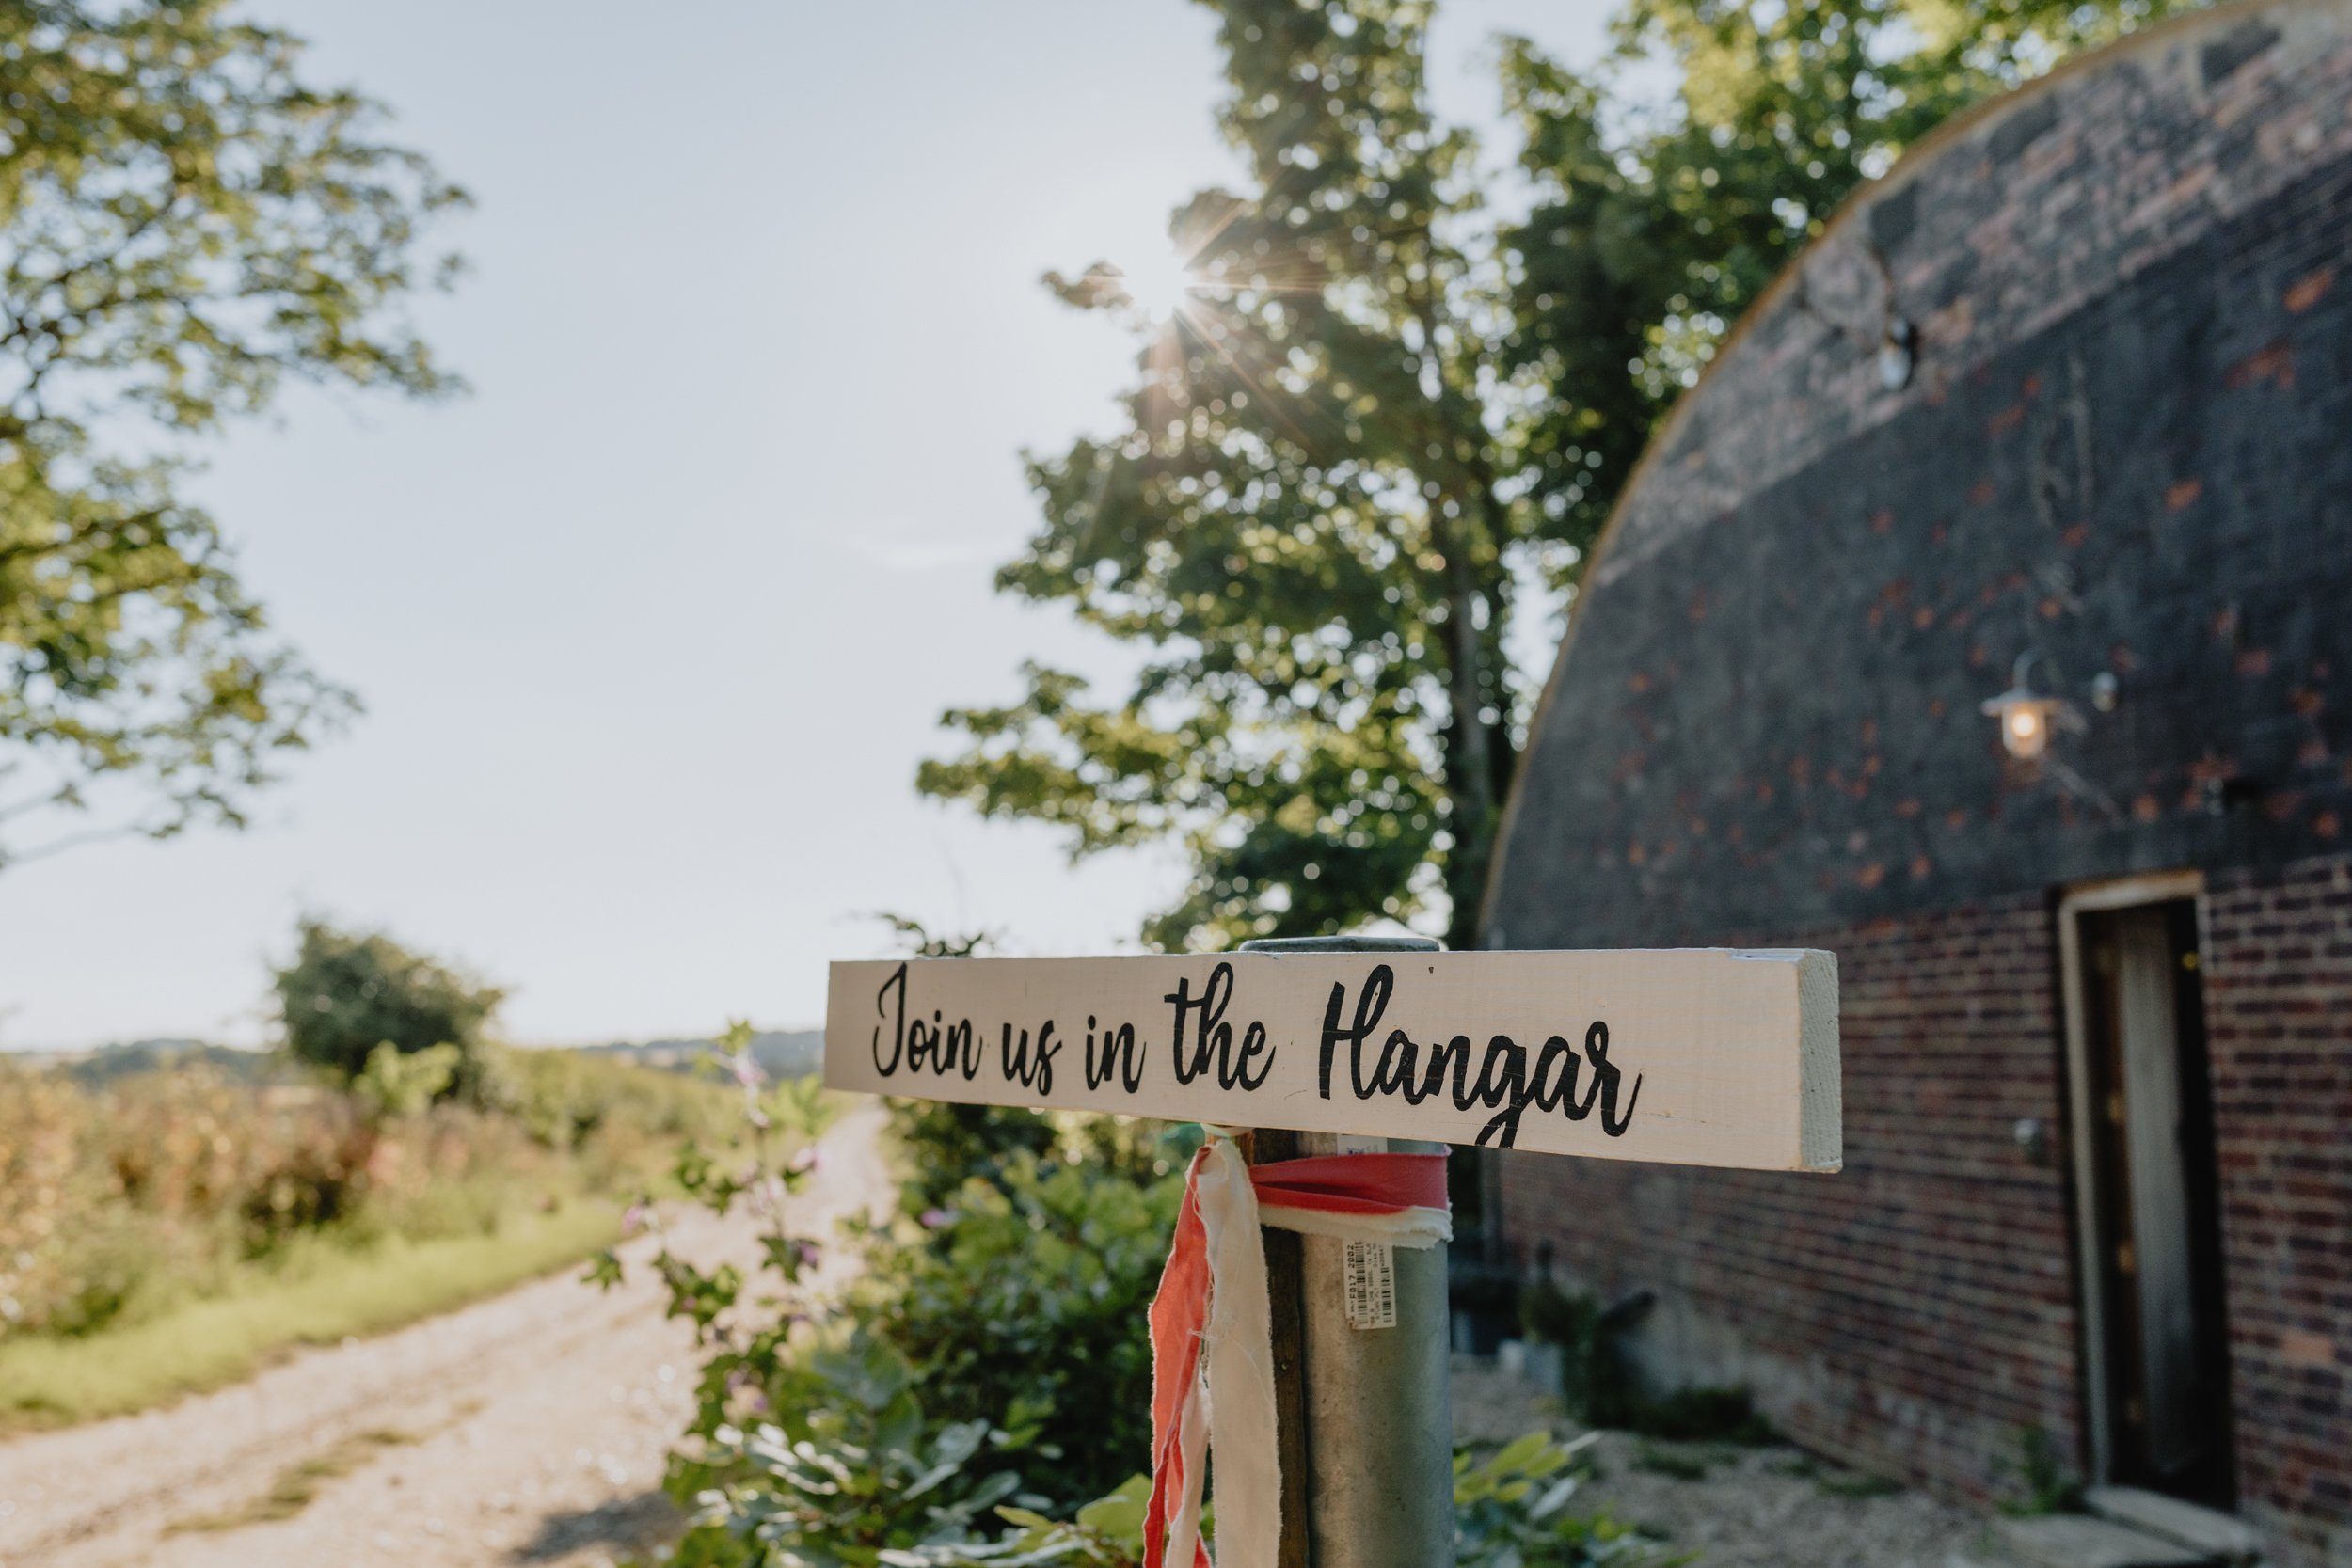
848, 1148, 1183, 1506
667, 1336, 1036, 1568
887, 1101, 1058, 1214
273, 918, 503, 1084
1521, 1277, 1772, 1443
0, 1049, 732, 1348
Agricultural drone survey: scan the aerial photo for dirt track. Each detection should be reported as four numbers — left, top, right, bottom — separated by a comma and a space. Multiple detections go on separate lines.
0, 1102, 893, 1568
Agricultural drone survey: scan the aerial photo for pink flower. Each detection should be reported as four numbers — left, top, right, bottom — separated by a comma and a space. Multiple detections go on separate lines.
920, 1208, 953, 1229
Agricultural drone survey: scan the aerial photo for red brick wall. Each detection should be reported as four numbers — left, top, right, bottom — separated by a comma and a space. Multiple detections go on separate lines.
1500, 895, 2084, 1497
2204, 855, 2352, 1565
1497, 852, 2352, 1564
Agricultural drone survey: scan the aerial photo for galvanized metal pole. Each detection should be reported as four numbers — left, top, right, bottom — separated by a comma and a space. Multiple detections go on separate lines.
1241, 936, 1455, 1568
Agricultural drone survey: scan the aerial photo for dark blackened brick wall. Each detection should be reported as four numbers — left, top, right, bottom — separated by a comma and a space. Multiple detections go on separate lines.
1486, 4, 2352, 1560
1488, 151, 2352, 946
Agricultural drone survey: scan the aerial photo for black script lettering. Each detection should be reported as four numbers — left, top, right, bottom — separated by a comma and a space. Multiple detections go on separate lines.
1532, 1036, 1582, 1115
1085, 1017, 1148, 1094
872, 963, 908, 1074
1318, 965, 1395, 1100
1470, 1036, 1531, 1147
1315, 969, 1642, 1144
1235, 1021, 1273, 1091
907, 1012, 941, 1074
1000, 1021, 1062, 1095
1584, 1022, 1642, 1136
1167, 962, 1277, 1090
1427, 1034, 1473, 1109
1370, 1028, 1424, 1102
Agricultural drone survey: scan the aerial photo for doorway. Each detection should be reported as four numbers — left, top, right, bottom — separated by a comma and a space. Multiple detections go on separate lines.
2057, 876, 2235, 1506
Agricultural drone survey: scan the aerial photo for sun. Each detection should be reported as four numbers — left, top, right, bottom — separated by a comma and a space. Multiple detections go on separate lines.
1117, 245, 1200, 325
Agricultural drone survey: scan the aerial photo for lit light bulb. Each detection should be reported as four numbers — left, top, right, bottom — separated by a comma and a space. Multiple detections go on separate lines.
1980, 653, 2076, 762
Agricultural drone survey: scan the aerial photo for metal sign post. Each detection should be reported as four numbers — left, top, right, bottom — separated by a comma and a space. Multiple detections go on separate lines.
1239, 936, 1454, 1568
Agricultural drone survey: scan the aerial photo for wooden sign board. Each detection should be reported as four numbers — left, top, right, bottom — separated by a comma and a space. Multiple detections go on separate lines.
824, 949, 1838, 1172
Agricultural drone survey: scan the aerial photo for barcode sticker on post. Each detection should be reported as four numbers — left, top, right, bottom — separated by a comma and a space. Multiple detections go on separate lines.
1343, 1238, 1397, 1329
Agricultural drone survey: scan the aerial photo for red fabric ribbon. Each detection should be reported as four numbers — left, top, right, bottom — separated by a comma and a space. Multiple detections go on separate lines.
1248, 1152, 1451, 1220
1143, 1143, 1452, 1568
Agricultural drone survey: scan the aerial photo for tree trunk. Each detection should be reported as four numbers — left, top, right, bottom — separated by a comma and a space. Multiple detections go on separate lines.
1443, 549, 1497, 951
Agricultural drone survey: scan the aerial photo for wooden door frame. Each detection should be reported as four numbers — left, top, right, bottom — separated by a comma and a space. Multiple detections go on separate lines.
2055, 867, 2205, 1484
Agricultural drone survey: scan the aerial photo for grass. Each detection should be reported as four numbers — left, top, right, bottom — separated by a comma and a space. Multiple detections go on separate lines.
1631, 1442, 1715, 1481
1816, 1469, 1903, 1499
167, 1428, 417, 1533
0, 1201, 621, 1432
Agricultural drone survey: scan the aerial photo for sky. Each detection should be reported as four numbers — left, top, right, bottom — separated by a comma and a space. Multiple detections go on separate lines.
0, 0, 1614, 1051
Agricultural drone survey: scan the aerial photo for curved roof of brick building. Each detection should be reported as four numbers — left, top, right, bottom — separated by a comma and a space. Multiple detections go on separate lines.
1486, 0, 2352, 947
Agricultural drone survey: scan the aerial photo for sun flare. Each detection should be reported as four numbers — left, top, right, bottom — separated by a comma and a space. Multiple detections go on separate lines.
1118, 246, 1200, 324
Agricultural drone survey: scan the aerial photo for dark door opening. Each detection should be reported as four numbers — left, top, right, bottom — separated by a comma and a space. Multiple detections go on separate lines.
2075, 897, 2235, 1506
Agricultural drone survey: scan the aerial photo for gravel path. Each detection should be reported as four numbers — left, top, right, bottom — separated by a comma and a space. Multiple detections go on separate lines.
1451, 1354, 1991, 1568
0, 1102, 893, 1568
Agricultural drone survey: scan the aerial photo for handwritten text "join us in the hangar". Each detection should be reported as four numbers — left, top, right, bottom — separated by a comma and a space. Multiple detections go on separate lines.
867, 959, 1641, 1148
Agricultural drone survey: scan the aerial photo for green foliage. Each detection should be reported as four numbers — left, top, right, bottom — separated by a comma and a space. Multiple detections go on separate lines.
847, 1151, 1184, 1508
1455, 1431, 1660, 1568
0, 1201, 618, 1429
1522, 1277, 1634, 1428
1496, 0, 2210, 546
1520, 1278, 1769, 1442
920, 0, 2204, 951
0, 0, 465, 869
888, 1101, 1059, 1215
643, 1034, 1656, 1568
1633, 1386, 1773, 1445
669, 1338, 1035, 1568
1632, 1442, 1713, 1481
0, 1044, 730, 1346
351, 1041, 461, 1117
890, 1476, 1152, 1567
273, 918, 503, 1084
480, 1040, 745, 1160
1998, 1425, 2082, 1517
920, 0, 1511, 950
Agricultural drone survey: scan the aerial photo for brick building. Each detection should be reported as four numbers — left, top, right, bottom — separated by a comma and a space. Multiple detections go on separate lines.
1481, 1, 2352, 1561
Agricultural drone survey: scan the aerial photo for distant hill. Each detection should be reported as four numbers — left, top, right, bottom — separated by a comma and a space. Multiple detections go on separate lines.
572, 1029, 822, 1079
8, 1030, 826, 1084
39, 1039, 288, 1085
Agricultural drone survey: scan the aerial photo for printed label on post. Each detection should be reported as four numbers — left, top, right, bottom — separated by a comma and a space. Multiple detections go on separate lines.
1343, 1237, 1397, 1329
1333, 1132, 1397, 1328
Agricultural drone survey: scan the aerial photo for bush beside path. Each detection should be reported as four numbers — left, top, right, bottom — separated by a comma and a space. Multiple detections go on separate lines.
0, 1101, 893, 1568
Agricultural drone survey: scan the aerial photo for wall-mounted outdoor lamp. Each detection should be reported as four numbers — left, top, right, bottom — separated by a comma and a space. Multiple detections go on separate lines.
1878, 317, 1918, 390
1980, 651, 2085, 761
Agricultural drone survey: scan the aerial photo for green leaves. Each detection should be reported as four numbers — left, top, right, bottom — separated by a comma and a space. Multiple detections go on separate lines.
682, 1338, 1037, 1568
1454, 1430, 1658, 1568
921, 0, 1522, 952
922, 0, 2196, 955
0, 0, 464, 868
272, 918, 502, 1084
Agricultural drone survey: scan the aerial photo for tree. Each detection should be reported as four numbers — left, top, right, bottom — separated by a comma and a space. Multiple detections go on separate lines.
274, 917, 502, 1083
0, 0, 466, 870
921, 0, 2201, 953
922, 0, 1520, 951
